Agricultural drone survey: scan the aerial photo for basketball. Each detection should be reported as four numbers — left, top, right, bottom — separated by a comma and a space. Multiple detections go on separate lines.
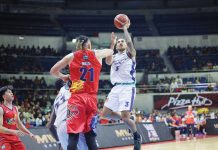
114, 14, 130, 29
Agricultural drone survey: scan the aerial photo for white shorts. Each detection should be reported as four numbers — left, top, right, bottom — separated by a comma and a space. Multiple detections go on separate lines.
104, 85, 136, 112
57, 121, 88, 150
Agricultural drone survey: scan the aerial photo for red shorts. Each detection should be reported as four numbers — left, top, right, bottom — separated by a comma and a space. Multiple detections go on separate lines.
0, 135, 26, 150
67, 93, 97, 133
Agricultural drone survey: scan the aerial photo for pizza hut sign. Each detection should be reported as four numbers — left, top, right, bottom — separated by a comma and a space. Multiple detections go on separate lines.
154, 93, 218, 110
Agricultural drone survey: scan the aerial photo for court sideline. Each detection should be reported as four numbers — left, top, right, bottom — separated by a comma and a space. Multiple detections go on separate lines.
101, 136, 218, 150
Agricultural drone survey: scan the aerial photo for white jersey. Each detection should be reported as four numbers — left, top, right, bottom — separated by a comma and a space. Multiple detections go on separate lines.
110, 51, 136, 85
53, 85, 71, 128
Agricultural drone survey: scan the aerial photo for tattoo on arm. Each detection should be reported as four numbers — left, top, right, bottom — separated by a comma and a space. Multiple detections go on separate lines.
123, 27, 136, 57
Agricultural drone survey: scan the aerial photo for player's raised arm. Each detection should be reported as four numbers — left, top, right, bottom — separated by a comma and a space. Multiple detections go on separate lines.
105, 32, 116, 65
123, 25, 136, 57
50, 53, 74, 81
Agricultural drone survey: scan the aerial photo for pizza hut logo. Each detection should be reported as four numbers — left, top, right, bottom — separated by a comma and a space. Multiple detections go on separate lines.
161, 94, 213, 109
67, 105, 79, 120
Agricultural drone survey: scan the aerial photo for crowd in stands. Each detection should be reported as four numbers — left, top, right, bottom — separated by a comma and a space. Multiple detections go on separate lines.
17, 96, 52, 128
0, 44, 68, 73
0, 44, 168, 73
0, 76, 49, 89
137, 50, 168, 73
167, 45, 218, 72
139, 75, 217, 93
0, 44, 62, 57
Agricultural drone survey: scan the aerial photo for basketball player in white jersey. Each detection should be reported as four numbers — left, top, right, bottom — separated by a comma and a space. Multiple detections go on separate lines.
101, 24, 142, 150
47, 80, 88, 150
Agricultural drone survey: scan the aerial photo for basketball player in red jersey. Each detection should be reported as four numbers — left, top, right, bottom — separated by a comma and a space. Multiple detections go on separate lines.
50, 34, 115, 150
0, 85, 36, 150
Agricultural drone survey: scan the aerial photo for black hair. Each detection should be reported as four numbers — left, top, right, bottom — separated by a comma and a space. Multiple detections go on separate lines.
66, 80, 72, 88
55, 79, 64, 91
0, 85, 13, 100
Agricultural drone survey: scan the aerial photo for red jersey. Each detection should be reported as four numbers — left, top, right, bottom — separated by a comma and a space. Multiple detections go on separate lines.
0, 104, 18, 136
69, 50, 101, 94
0, 104, 26, 150
0, 104, 18, 130
185, 111, 195, 124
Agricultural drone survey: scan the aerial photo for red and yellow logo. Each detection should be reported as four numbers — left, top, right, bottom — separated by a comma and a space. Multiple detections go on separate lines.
70, 80, 84, 93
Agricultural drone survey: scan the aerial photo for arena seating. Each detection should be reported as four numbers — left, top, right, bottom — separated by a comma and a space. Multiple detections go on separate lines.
167, 46, 218, 71
0, 13, 61, 36
58, 14, 151, 37
0, 44, 166, 73
0, 13, 151, 36
154, 13, 218, 35
137, 49, 167, 72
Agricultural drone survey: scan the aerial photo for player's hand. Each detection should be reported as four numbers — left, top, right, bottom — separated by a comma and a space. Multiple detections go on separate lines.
29, 133, 37, 142
57, 142, 63, 150
14, 130, 25, 136
60, 74, 70, 82
125, 20, 130, 29
121, 21, 130, 30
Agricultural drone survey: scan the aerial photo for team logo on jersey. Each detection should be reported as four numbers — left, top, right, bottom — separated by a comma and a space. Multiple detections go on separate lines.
6, 117, 16, 125
70, 80, 84, 93
67, 105, 79, 120
83, 55, 88, 60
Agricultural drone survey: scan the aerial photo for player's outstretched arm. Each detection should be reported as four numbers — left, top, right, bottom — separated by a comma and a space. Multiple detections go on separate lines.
105, 32, 116, 65
95, 48, 114, 60
16, 107, 36, 141
0, 107, 24, 136
50, 53, 74, 82
123, 25, 136, 57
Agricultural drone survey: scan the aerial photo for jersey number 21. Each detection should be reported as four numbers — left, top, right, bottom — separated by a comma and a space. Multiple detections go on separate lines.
80, 67, 94, 82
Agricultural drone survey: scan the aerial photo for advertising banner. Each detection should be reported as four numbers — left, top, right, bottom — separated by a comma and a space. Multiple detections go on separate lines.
96, 122, 174, 148
20, 127, 58, 150
21, 122, 174, 149
206, 119, 218, 135
154, 93, 218, 110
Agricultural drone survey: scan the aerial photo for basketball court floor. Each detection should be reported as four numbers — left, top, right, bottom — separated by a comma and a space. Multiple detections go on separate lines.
101, 136, 218, 150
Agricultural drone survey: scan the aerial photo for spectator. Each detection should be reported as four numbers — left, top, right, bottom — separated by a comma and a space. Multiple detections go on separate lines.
176, 76, 183, 87
170, 78, 178, 93
185, 105, 196, 140
207, 84, 214, 91
195, 114, 206, 135
206, 60, 213, 70
35, 113, 43, 126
